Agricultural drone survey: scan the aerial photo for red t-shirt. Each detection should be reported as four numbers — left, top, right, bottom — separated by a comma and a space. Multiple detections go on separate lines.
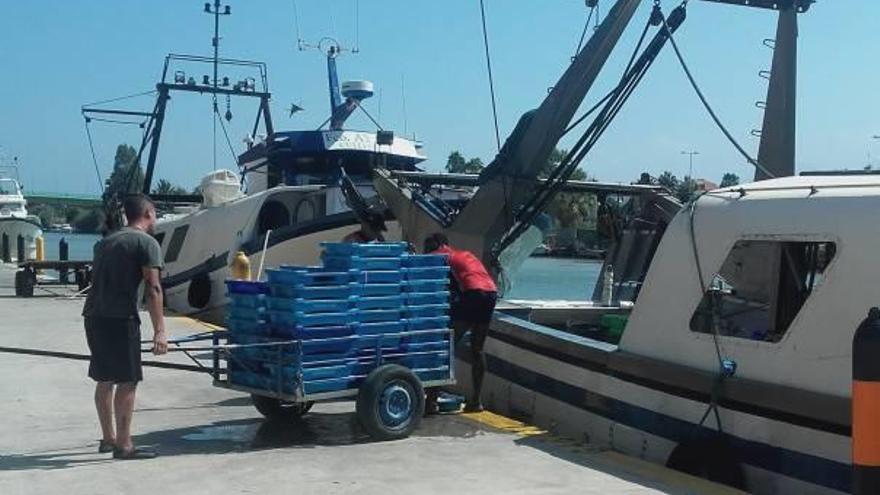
435, 245, 497, 292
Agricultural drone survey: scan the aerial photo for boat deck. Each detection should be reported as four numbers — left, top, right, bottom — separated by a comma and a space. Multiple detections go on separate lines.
0, 263, 742, 495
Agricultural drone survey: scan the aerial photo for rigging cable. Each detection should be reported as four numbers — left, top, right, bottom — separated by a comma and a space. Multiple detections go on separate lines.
494, 3, 686, 257
572, 2, 598, 60
478, 0, 502, 152
213, 106, 240, 168
658, 7, 775, 179
83, 119, 105, 193
83, 89, 158, 108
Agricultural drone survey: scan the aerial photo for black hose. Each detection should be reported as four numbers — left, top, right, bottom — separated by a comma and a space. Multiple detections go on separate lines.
0, 345, 211, 374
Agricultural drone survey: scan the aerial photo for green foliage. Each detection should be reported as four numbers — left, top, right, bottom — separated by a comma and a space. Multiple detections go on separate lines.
674, 176, 696, 203
72, 209, 104, 233
152, 179, 189, 196
636, 172, 655, 185
445, 151, 485, 174
657, 171, 679, 191
537, 148, 588, 181
720, 173, 740, 187
103, 144, 144, 201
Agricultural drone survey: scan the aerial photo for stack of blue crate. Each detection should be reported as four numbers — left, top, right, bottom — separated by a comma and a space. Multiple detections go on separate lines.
224, 242, 453, 397
224, 279, 278, 390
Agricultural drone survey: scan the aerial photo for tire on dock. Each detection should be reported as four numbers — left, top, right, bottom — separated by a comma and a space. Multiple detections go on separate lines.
14, 269, 35, 298
356, 364, 424, 441
250, 395, 314, 421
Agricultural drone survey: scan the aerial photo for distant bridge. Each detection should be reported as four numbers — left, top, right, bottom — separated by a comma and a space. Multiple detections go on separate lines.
24, 192, 103, 208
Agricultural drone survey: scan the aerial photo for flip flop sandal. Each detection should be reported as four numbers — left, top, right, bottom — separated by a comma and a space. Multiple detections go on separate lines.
113, 447, 158, 460
98, 440, 116, 453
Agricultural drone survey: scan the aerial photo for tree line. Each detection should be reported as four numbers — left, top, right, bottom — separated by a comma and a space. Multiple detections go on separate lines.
32, 143, 189, 233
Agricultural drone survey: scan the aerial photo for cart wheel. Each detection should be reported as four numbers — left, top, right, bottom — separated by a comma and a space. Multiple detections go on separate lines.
356, 364, 424, 441
15, 269, 34, 297
251, 394, 313, 421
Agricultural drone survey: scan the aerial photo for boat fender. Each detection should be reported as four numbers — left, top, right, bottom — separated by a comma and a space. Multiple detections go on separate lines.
666, 435, 745, 489
231, 251, 251, 281
187, 273, 212, 309
35, 236, 44, 261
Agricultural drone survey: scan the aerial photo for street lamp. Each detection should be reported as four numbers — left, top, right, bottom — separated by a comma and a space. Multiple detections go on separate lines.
681, 150, 699, 193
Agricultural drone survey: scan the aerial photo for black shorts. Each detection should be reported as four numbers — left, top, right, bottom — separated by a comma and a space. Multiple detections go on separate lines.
84, 317, 143, 383
451, 290, 498, 325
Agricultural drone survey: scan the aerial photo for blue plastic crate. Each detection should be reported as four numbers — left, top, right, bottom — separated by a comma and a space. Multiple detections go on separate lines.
404, 280, 449, 293
225, 317, 271, 336
266, 296, 355, 313
267, 310, 355, 328
401, 254, 448, 268
395, 351, 450, 370
403, 304, 448, 319
357, 321, 405, 335
404, 291, 449, 306
355, 295, 404, 310
362, 283, 402, 296
269, 283, 359, 300
228, 335, 297, 363
358, 270, 403, 284
358, 308, 403, 323
406, 316, 451, 331
323, 255, 402, 271
322, 242, 408, 258
408, 328, 450, 344
227, 293, 266, 308
227, 305, 266, 321
229, 369, 275, 390
268, 266, 358, 286
225, 280, 269, 294
404, 266, 451, 281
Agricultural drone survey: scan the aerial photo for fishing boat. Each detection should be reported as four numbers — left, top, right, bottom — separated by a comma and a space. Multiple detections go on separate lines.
372, 0, 861, 492
147, 44, 435, 323
0, 166, 42, 261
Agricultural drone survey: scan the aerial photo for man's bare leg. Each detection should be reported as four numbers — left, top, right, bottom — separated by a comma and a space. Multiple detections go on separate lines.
94, 382, 115, 443
467, 323, 489, 412
114, 382, 137, 452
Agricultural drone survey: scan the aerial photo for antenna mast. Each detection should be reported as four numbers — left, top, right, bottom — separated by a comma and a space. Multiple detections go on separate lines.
204, 1, 232, 171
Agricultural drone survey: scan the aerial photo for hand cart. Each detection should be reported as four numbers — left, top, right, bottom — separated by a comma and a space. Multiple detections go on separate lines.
209, 327, 456, 441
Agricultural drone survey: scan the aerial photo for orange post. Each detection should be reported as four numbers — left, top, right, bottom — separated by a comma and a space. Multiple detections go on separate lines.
853, 307, 880, 494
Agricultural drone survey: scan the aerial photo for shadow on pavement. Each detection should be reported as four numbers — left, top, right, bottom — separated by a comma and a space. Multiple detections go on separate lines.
0, 449, 113, 471
513, 434, 729, 495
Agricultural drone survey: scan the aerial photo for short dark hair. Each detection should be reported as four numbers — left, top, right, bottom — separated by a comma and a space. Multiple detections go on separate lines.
423, 232, 449, 253
123, 193, 155, 222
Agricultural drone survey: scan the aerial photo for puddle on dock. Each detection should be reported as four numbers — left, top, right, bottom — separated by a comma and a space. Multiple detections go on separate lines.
178, 410, 491, 451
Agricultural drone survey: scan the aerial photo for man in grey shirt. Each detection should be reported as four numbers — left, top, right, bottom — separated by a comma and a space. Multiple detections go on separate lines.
83, 194, 167, 460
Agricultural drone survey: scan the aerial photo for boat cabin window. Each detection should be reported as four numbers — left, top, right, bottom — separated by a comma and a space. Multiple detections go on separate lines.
689, 240, 836, 343
0, 180, 19, 195
257, 201, 290, 235
164, 225, 189, 263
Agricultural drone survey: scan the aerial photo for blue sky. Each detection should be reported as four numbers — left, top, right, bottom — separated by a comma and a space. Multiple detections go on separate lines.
1, 0, 877, 195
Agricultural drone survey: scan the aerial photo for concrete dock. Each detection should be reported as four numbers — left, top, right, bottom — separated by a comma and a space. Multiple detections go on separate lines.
0, 264, 742, 495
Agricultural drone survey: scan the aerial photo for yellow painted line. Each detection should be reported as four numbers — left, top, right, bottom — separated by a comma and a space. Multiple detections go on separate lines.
166, 315, 226, 332
462, 410, 547, 436
461, 410, 748, 494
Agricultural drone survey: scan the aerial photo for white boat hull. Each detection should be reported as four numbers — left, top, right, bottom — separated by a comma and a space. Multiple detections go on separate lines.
0, 217, 42, 261
154, 185, 401, 325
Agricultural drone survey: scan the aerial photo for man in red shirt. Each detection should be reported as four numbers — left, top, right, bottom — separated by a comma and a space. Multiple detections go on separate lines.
423, 233, 497, 413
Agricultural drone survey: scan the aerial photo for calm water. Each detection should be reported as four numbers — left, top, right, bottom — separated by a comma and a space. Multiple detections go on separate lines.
49, 233, 600, 301
42, 232, 100, 260
504, 256, 601, 301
